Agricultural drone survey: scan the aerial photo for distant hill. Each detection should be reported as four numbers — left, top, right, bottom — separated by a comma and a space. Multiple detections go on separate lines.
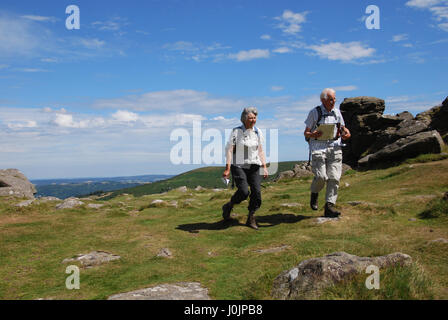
32, 175, 173, 199
103, 161, 302, 199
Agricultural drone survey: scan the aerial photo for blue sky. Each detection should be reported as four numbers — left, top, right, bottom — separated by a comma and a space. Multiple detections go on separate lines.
0, 0, 447, 179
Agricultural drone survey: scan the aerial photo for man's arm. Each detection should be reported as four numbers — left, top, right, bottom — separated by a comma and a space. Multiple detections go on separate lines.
304, 127, 323, 140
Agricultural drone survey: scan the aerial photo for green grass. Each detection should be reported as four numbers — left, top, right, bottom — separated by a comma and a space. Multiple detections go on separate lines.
418, 198, 448, 219
1, 158, 448, 300
320, 263, 434, 300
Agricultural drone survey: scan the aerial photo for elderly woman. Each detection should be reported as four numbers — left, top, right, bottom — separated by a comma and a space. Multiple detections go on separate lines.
222, 107, 268, 230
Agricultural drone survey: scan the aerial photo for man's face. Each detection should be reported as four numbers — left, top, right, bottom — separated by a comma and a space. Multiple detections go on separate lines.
323, 92, 336, 110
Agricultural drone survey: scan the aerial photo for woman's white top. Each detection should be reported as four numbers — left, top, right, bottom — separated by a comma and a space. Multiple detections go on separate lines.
226, 125, 264, 168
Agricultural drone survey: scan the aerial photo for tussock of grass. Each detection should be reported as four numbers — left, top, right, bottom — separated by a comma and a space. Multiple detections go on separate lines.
418, 198, 448, 219
320, 263, 434, 300
405, 152, 448, 165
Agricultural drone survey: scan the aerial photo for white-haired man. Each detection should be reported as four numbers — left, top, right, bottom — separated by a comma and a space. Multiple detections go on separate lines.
304, 88, 351, 217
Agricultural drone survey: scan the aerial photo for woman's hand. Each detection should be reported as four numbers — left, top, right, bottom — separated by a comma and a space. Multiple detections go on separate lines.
263, 167, 269, 179
223, 168, 230, 179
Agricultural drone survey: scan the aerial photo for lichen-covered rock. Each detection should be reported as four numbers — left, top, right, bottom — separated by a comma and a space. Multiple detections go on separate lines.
0, 169, 36, 199
108, 282, 210, 300
62, 251, 121, 268
56, 197, 84, 210
358, 130, 444, 168
272, 251, 412, 300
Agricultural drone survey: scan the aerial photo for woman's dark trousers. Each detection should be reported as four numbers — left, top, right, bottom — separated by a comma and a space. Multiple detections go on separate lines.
230, 164, 262, 213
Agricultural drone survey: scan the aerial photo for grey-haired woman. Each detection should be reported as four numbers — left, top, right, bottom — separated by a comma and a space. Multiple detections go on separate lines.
222, 107, 268, 230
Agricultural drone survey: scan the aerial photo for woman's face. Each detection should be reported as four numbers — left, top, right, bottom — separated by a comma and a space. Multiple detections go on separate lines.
244, 113, 257, 129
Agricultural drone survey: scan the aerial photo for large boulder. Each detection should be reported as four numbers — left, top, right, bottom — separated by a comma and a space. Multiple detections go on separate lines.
272, 252, 412, 300
0, 169, 36, 199
339, 97, 387, 166
358, 130, 444, 168
415, 96, 448, 136
340, 96, 447, 168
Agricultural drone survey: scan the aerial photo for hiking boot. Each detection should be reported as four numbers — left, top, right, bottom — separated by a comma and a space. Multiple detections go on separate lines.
324, 202, 341, 218
222, 202, 233, 220
310, 193, 319, 211
246, 212, 259, 230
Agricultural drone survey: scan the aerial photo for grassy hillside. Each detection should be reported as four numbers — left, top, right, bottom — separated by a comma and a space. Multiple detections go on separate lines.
0, 156, 447, 300
103, 161, 300, 199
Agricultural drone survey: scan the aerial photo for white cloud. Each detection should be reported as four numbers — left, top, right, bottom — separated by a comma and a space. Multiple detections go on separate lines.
7, 120, 37, 129
15, 68, 49, 73
307, 42, 376, 62
406, 0, 443, 8
271, 86, 284, 92
275, 10, 308, 35
260, 34, 271, 40
273, 47, 292, 53
228, 49, 270, 62
21, 15, 57, 22
392, 34, 409, 42
439, 22, 448, 30
407, 0, 448, 31
0, 14, 49, 57
93, 89, 246, 113
163, 41, 198, 52
41, 58, 58, 63
77, 38, 106, 49
333, 85, 358, 91
53, 113, 106, 129
111, 110, 139, 122
92, 17, 128, 31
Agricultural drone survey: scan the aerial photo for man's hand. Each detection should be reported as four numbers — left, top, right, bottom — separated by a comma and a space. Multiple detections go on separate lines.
341, 127, 351, 140
311, 130, 323, 139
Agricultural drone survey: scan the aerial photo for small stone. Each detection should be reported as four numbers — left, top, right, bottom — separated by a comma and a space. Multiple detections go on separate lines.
56, 198, 84, 210
15, 200, 34, 207
255, 245, 291, 254
62, 251, 120, 268
108, 282, 210, 300
280, 203, 302, 208
316, 217, 340, 224
87, 203, 104, 209
157, 248, 173, 258
408, 218, 417, 222
39, 196, 61, 202
429, 238, 448, 244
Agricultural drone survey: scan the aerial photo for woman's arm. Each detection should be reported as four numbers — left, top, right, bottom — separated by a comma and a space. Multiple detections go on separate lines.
223, 142, 234, 178
258, 144, 268, 179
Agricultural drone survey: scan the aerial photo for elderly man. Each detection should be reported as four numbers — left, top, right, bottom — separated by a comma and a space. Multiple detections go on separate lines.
304, 88, 351, 217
